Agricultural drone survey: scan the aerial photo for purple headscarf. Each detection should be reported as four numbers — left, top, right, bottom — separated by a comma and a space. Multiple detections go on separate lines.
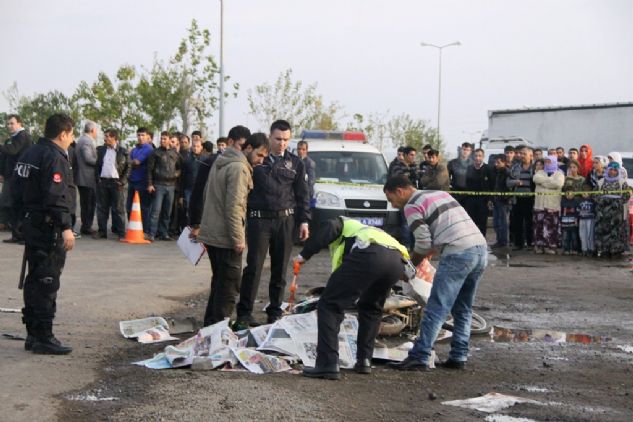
544, 155, 558, 175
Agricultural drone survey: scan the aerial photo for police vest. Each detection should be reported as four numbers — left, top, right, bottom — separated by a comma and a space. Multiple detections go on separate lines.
328, 218, 410, 272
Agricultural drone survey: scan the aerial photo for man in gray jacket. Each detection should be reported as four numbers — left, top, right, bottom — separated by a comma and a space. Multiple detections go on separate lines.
75, 121, 99, 235
197, 131, 269, 327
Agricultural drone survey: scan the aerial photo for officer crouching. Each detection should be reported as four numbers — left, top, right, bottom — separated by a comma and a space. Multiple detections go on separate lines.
12, 113, 77, 355
295, 217, 411, 380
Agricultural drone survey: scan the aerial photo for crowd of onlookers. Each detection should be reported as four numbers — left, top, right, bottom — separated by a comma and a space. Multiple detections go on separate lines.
388, 143, 633, 258
0, 116, 221, 243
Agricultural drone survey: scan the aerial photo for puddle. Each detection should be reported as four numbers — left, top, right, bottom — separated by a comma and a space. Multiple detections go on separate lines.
491, 326, 612, 344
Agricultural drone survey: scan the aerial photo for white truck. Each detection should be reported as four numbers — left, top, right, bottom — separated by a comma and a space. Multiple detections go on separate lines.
485, 102, 633, 155
293, 130, 400, 238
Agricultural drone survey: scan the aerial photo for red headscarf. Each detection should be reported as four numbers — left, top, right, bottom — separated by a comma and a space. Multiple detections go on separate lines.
577, 144, 593, 177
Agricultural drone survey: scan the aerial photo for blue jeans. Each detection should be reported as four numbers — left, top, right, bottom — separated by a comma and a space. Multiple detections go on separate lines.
148, 184, 175, 238
409, 244, 487, 364
492, 200, 509, 246
127, 181, 152, 233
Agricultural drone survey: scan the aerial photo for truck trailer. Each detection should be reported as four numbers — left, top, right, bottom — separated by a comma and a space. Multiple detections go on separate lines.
484, 102, 633, 156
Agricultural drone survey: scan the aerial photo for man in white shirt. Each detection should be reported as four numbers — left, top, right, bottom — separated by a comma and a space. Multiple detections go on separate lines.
94, 129, 130, 239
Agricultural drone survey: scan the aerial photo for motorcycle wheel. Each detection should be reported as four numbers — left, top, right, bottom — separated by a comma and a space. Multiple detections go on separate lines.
442, 312, 490, 335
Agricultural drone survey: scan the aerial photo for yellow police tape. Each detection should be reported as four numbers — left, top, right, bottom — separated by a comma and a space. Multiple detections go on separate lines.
448, 190, 631, 196
315, 180, 631, 196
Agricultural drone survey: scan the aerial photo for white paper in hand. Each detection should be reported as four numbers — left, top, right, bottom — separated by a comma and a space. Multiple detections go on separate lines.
177, 227, 206, 266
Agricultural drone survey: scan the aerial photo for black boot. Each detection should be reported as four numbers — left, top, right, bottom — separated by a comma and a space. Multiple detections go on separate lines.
24, 334, 35, 351
31, 336, 73, 355
302, 363, 340, 380
439, 359, 466, 370
353, 358, 372, 374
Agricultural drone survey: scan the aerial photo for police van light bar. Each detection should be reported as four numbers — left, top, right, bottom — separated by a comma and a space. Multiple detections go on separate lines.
301, 130, 366, 142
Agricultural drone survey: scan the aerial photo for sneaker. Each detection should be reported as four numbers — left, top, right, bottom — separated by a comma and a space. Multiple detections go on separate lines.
563, 250, 570, 256
145, 234, 155, 242
544, 248, 557, 255
72, 230, 82, 239
92, 232, 107, 239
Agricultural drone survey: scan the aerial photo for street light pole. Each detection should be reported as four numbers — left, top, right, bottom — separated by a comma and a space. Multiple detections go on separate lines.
419, 41, 460, 142
218, 0, 225, 137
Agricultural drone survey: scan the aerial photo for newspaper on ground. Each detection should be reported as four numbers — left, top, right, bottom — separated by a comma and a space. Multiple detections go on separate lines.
230, 347, 292, 374
164, 319, 239, 368
136, 326, 178, 344
133, 353, 172, 370
246, 324, 272, 347
258, 311, 358, 369
177, 227, 206, 266
372, 341, 414, 362
442, 392, 541, 413
119, 317, 177, 343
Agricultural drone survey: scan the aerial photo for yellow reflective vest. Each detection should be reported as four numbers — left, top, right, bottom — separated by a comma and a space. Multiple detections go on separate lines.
328, 218, 410, 272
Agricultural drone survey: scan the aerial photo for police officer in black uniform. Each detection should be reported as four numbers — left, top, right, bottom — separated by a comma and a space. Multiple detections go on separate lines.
12, 113, 76, 355
235, 120, 310, 327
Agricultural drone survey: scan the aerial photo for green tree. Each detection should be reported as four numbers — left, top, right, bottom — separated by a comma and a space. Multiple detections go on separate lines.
171, 19, 237, 136
247, 68, 343, 134
387, 113, 442, 153
15, 90, 81, 138
0, 112, 10, 140
136, 57, 181, 132
75, 64, 143, 138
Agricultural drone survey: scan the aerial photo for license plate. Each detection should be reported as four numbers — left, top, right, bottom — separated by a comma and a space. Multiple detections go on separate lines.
354, 217, 384, 227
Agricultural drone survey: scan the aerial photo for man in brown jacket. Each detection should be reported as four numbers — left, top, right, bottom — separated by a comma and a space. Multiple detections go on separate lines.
197, 132, 269, 326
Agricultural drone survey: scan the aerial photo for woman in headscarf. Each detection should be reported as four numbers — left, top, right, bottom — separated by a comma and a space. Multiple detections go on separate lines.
585, 156, 607, 190
607, 152, 629, 181
532, 155, 565, 254
594, 162, 630, 258
577, 144, 593, 178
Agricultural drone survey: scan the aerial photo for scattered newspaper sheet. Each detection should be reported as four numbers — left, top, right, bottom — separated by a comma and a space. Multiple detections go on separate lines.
120, 317, 177, 343
442, 392, 541, 413
177, 227, 206, 266
230, 347, 292, 374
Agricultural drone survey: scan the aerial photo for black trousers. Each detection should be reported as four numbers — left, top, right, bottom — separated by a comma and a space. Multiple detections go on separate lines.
203, 245, 243, 326
97, 180, 127, 237
316, 244, 403, 367
465, 197, 489, 236
21, 216, 66, 339
510, 197, 534, 247
78, 186, 96, 233
237, 215, 294, 320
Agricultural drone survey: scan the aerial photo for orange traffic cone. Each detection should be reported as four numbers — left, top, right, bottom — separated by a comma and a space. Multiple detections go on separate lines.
120, 191, 150, 244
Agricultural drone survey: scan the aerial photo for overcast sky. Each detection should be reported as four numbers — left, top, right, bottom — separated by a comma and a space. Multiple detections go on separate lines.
1, 0, 632, 153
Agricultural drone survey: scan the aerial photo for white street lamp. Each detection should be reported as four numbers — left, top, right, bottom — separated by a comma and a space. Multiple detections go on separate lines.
419, 41, 461, 142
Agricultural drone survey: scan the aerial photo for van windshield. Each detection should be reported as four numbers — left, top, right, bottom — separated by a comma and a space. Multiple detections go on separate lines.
310, 151, 388, 184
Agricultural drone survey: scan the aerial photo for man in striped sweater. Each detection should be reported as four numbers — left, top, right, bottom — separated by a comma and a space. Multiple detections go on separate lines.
383, 175, 487, 370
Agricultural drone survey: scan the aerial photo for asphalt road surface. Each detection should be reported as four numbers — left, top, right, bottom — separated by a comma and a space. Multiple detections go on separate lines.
1, 231, 633, 421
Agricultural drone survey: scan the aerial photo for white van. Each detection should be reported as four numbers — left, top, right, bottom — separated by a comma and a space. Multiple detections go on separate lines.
293, 131, 400, 238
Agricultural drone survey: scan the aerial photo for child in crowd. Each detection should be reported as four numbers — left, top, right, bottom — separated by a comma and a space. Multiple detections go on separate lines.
577, 189, 596, 256
560, 186, 580, 255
